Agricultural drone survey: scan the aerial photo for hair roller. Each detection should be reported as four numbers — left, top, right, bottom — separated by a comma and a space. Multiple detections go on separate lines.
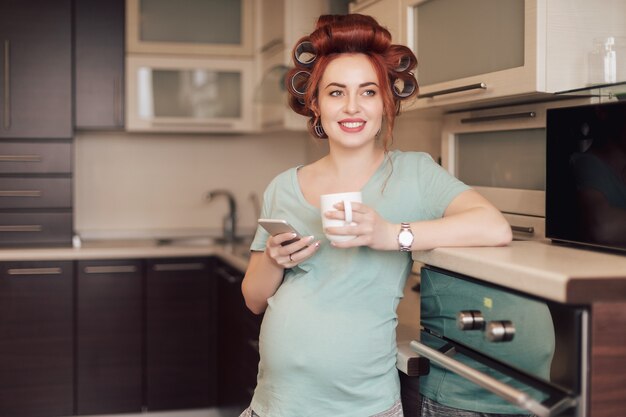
294, 41, 317, 67
392, 75, 417, 99
394, 54, 415, 73
289, 70, 311, 97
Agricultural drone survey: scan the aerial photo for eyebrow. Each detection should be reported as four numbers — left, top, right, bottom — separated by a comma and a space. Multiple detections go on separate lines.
324, 81, 379, 89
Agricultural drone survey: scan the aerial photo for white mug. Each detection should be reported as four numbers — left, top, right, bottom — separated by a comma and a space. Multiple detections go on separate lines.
320, 191, 362, 242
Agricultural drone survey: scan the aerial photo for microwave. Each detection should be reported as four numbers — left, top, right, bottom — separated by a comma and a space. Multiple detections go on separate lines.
441, 99, 590, 241
546, 101, 626, 253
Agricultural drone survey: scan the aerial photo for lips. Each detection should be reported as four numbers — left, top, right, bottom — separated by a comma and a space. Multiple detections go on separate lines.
339, 119, 366, 133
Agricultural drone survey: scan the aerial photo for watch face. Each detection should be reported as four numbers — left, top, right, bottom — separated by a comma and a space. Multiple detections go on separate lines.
399, 230, 413, 246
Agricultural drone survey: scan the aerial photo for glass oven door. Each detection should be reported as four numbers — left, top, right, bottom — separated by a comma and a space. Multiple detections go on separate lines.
415, 266, 587, 417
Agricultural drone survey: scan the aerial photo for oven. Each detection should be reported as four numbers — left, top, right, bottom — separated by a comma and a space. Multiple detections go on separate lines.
441, 99, 590, 241
412, 266, 588, 417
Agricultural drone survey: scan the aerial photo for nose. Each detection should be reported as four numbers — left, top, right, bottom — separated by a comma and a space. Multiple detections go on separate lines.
345, 92, 359, 114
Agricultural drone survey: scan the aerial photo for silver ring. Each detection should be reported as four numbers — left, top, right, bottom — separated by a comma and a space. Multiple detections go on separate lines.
289, 253, 293, 262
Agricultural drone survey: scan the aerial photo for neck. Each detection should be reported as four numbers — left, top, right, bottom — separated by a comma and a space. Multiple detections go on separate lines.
323, 144, 386, 179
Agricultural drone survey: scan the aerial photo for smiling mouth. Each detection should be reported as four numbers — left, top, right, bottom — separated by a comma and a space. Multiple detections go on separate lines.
340, 121, 365, 129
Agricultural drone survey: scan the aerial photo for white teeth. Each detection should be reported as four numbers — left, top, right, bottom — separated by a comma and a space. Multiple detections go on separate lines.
340, 122, 364, 128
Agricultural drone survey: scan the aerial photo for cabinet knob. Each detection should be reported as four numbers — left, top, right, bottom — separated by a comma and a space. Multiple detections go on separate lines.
456, 310, 485, 331
485, 320, 515, 342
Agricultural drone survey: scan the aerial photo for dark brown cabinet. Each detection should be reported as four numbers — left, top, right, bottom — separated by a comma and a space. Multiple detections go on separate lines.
0, 140, 73, 247
76, 259, 144, 415
0, 260, 73, 417
146, 258, 217, 410
215, 259, 261, 409
0, 0, 72, 138
74, 0, 125, 129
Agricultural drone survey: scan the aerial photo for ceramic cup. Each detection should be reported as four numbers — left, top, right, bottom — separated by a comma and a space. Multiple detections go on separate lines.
320, 191, 362, 242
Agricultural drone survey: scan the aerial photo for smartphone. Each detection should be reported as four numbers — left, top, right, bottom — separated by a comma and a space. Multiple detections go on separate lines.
258, 218, 302, 246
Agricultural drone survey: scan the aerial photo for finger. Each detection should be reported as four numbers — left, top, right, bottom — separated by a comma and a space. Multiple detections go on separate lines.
289, 240, 321, 263
274, 232, 299, 246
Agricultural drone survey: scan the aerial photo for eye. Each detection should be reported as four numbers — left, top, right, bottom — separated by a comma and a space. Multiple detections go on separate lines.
329, 90, 343, 97
362, 89, 377, 97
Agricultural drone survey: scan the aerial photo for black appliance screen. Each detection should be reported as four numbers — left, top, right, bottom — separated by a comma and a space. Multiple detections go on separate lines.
546, 101, 626, 252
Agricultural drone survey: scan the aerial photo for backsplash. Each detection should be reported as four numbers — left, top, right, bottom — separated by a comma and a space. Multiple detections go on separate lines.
74, 130, 310, 240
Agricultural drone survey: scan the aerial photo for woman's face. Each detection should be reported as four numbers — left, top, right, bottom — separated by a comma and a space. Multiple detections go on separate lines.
317, 53, 384, 148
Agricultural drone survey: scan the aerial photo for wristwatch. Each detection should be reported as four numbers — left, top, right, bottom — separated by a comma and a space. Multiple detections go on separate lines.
397, 222, 414, 252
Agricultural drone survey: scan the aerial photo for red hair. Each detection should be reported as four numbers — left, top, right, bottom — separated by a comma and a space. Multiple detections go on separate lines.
285, 14, 418, 149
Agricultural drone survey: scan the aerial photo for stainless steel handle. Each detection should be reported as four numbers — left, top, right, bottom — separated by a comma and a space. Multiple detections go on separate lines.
511, 225, 535, 235
420, 82, 486, 99
215, 267, 239, 284
84, 265, 138, 274
460, 111, 536, 124
410, 340, 553, 417
153, 262, 206, 272
113, 76, 122, 126
0, 190, 42, 197
8, 267, 62, 275
0, 154, 42, 162
3, 40, 10, 129
0, 225, 42, 232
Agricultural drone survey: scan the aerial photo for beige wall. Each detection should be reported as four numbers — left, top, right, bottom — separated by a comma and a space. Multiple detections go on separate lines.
74, 130, 310, 240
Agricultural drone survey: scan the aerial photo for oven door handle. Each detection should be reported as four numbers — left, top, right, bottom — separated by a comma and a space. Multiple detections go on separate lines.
410, 340, 574, 417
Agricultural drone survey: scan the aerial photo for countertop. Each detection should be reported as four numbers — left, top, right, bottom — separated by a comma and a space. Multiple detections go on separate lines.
412, 240, 626, 304
0, 239, 250, 272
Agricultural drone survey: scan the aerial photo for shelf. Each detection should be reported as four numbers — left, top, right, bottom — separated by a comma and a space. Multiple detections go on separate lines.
555, 81, 626, 102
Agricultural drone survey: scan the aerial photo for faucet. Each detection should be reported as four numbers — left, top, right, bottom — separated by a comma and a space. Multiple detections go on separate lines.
206, 189, 238, 243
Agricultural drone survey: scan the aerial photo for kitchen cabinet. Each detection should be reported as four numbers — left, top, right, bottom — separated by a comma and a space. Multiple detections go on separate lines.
215, 258, 261, 409
126, 55, 255, 133
349, 0, 403, 43
399, 0, 626, 110
256, 0, 328, 131
76, 259, 144, 415
146, 257, 216, 410
0, 260, 73, 417
126, 0, 254, 57
74, 0, 125, 129
0, 0, 72, 138
0, 140, 73, 247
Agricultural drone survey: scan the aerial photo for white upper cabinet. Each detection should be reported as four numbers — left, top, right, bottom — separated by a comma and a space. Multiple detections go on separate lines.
126, 0, 254, 56
255, 0, 330, 131
349, 0, 404, 44
401, 0, 626, 110
126, 55, 255, 133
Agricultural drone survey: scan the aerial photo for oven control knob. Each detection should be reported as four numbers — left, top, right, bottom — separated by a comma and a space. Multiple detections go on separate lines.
485, 320, 515, 342
456, 310, 485, 331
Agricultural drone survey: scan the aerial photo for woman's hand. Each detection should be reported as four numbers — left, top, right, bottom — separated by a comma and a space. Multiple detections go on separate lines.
265, 232, 321, 268
323, 202, 396, 250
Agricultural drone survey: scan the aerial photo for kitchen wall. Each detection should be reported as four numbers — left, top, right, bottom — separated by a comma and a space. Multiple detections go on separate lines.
74, 110, 440, 240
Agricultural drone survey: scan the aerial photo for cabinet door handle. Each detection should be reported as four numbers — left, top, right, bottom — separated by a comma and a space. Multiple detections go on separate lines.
511, 225, 535, 234
0, 225, 42, 232
461, 111, 536, 124
0, 154, 42, 162
215, 267, 239, 284
420, 82, 487, 99
84, 265, 138, 274
153, 262, 206, 272
3, 40, 10, 130
113, 76, 122, 126
8, 267, 62, 275
0, 190, 42, 197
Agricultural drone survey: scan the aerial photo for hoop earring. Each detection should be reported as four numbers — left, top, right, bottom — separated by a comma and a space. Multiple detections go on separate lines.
314, 119, 326, 138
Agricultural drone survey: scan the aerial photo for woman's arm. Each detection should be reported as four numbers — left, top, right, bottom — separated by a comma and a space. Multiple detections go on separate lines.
327, 189, 512, 251
241, 233, 320, 314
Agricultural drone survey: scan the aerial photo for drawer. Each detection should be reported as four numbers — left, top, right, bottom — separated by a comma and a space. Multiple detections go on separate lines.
0, 141, 72, 174
0, 178, 71, 209
0, 212, 73, 246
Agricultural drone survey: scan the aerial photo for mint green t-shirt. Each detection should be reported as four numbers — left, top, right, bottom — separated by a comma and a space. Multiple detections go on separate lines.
249, 151, 469, 417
